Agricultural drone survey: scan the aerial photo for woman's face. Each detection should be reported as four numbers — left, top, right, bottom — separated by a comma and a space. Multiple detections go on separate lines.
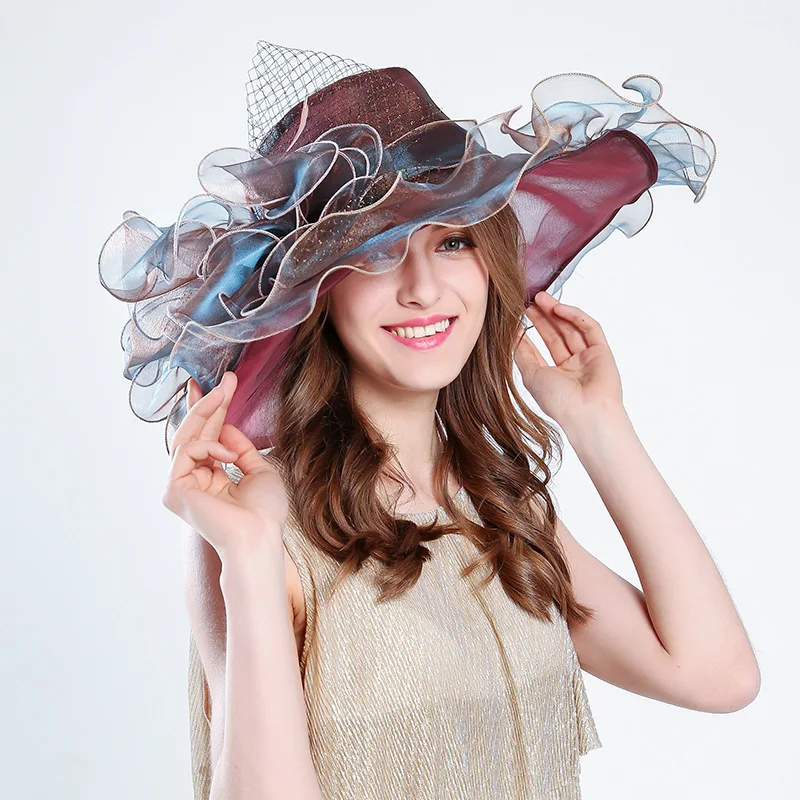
327, 223, 490, 392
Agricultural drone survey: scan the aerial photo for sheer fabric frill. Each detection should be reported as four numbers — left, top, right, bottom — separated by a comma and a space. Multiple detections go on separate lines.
98, 46, 715, 452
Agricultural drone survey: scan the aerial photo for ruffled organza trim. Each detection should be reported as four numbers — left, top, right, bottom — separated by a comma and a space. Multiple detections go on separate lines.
98, 69, 714, 451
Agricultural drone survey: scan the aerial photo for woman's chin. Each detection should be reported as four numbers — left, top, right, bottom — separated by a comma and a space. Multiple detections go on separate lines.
385, 363, 464, 392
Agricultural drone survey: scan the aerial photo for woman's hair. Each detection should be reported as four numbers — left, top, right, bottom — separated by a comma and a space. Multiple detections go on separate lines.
271, 202, 596, 627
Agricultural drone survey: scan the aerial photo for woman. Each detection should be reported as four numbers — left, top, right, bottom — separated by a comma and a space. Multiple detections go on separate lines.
101, 41, 758, 800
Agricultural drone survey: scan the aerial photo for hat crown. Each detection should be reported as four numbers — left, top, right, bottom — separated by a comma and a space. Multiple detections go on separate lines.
246, 40, 452, 158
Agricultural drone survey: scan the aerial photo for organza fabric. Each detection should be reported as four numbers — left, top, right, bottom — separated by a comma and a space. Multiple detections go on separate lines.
97, 41, 715, 452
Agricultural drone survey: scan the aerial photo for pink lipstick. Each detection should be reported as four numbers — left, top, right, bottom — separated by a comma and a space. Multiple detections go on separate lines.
382, 316, 458, 351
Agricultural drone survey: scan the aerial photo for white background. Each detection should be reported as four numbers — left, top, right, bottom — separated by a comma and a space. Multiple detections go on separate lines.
2, 0, 797, 797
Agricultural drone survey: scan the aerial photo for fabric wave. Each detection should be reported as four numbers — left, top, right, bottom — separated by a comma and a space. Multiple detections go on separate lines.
98, 70, 714, 452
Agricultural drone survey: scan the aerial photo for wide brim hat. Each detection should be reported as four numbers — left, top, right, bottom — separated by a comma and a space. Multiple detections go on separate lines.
98, 40, 715, 453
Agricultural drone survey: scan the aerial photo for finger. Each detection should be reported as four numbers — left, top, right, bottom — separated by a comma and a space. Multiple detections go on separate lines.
218, 423, 277, 476
550, 301, 610, 349
185, 371, 239, 448
525, 303, 572, 364
198, 371, 238, 447
514, 323, 549, 379
168, 438, 238, 484
171, 379, 228, 452
533, 292, 588, 354
187, 377, 203, 410
162, 439, 239, 518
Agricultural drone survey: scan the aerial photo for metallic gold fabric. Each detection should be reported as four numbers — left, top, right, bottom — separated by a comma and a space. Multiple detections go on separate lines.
188, 461, 602, 798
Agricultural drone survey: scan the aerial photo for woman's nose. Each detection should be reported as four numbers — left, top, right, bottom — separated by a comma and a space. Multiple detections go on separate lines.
395, 250, 442, 303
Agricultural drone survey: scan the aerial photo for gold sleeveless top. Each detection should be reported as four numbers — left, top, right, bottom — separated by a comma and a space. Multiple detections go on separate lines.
188, 457, 602, 799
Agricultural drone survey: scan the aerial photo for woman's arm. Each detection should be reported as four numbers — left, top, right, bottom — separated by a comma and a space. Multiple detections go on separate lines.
558, 401, 760, 712
514, 293, 760, 712
210, 530, 322, 800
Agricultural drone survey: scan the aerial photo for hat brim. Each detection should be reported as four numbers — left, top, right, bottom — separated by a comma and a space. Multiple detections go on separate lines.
98, 71, 714, 452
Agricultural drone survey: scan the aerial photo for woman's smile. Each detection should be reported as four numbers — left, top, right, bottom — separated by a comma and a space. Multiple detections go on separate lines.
382, 316, 458, 350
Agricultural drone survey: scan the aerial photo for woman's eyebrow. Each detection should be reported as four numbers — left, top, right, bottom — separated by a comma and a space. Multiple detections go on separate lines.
434, 226, 470, 236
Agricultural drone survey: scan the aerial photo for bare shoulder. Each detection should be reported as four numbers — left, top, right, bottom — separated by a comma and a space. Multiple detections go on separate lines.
284, 541, 306, 660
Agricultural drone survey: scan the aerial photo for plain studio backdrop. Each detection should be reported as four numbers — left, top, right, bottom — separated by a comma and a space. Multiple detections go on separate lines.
2, 0, 796, 797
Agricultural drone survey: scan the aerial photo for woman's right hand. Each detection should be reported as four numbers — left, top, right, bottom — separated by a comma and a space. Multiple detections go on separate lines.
161, 370, 290, 559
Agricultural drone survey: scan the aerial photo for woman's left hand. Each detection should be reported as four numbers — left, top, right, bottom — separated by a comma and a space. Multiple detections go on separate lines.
513, 291, 624, 427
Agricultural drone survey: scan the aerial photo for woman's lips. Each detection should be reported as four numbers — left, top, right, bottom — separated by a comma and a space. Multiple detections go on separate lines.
382, 317, 457, 350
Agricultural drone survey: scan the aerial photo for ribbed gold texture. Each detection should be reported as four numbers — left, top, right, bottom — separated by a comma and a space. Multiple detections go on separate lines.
187, 460, 601, 798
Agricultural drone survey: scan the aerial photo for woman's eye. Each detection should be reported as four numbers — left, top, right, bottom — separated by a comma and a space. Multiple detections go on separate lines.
438, 235, 475, 253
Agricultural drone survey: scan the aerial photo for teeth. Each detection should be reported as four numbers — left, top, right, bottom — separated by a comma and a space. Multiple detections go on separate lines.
389, 318, 452, 339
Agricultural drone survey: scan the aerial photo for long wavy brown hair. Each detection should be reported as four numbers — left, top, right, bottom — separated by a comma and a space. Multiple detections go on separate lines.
270, 201, 596, 628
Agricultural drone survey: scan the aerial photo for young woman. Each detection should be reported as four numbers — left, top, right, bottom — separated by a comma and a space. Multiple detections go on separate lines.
172, 203, 759, 800
101, 40, 756, 800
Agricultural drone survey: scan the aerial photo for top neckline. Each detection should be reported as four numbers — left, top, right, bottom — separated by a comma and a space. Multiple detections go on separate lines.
392, 486, 468, 521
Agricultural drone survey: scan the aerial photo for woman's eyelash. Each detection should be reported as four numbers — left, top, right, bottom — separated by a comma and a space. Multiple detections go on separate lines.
438, 234, 476, 251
